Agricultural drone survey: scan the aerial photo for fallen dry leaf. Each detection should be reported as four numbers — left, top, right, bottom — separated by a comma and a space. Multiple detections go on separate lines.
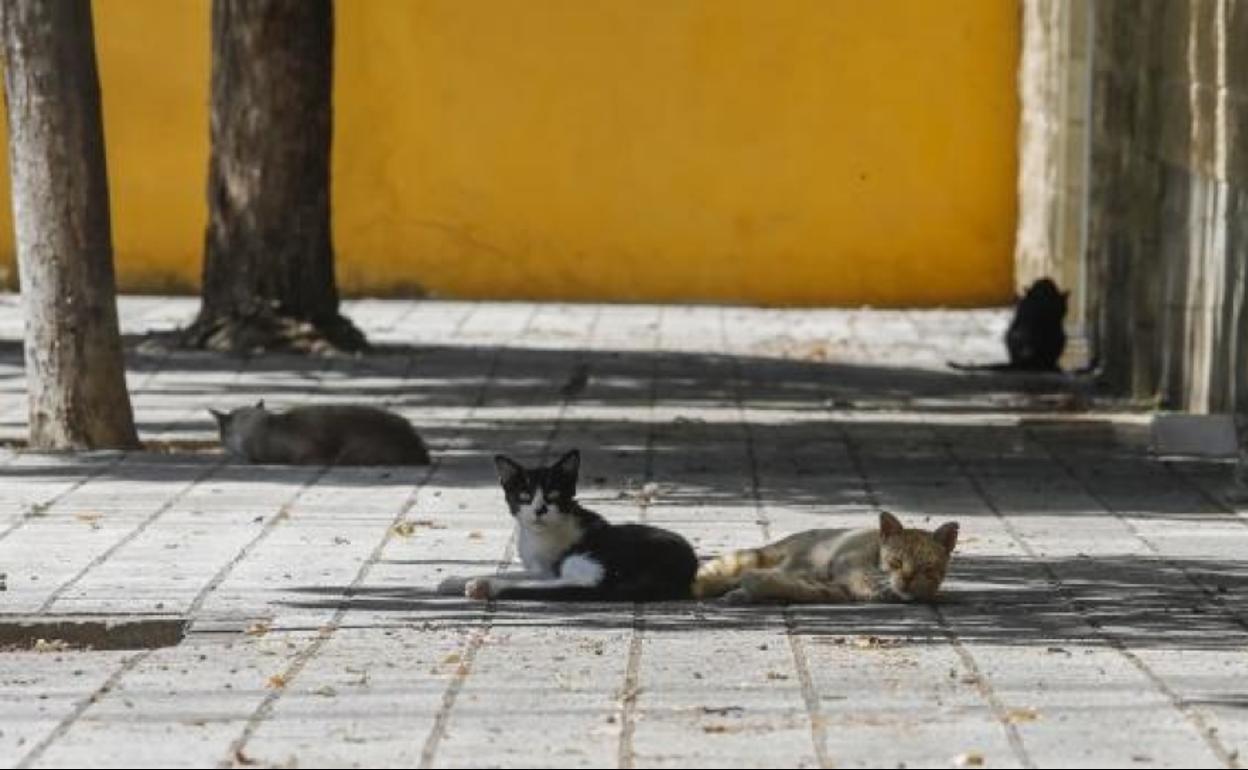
244, 623, 270, 637
467, 531, 484, 540
954, 751, 985, 767
266, 674, 288, 689
1006, 707, 1041, 724
74, 511, 104, 529
392, 521, 418, 537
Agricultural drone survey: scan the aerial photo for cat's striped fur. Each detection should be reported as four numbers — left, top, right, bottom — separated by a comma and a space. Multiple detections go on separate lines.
694, 512, 958, 604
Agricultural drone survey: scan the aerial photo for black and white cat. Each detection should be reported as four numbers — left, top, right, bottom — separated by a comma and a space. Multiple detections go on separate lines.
437, 449, 698, 601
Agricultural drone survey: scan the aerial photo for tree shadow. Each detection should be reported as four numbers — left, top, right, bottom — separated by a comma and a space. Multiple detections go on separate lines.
3, 330, 1245, 655
0, 333, 1087, 406
0, 420, 1228, 517
0, 335, 1131, 499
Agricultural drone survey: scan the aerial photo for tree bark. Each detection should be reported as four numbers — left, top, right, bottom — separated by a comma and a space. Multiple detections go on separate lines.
185, 0, 365, 354
0, 0, 140, 450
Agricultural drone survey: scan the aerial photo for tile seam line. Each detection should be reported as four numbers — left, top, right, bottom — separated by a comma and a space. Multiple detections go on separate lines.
15, 648, 157, 769
225, 302, 533, 768
1028, 428, 1248, 636
183, 305, 433, 627
184, 463, 334, 625
418, 302, 592, 769
0, 452, 130, 544
940, 430, 1237, 769
38, 456, 233, 614
1160, 459, 1248, 528
840, 426, 1035, 770
7, 324, 277, 760
229, 301, 532, 769
221, 456, 445, 768
189, 302, 478, 627
617, 303, 662, 770
720, 306, 832, 770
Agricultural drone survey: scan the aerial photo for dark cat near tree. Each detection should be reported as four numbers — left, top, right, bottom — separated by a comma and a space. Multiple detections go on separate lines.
210, 402, 430, 466
950, 277, 1068, 372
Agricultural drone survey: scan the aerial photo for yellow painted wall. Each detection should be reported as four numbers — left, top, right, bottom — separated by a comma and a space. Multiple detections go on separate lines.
0, 1, 1020, 306
0, 0, 209, 293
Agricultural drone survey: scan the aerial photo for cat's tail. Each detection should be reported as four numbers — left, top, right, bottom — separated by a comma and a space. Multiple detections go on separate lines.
492, 581, 690, 602
948, 360, 1067, 373
491, 585, 615, 601
947, 360, 1016, 372
693, 546, 781, 599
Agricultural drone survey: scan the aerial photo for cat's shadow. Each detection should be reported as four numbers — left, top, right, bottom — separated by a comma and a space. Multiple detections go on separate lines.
279, 552, 1248, 651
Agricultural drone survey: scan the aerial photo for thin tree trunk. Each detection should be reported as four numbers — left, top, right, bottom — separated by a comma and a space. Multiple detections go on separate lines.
185, 0, 365, 354
0, 0, 139, 450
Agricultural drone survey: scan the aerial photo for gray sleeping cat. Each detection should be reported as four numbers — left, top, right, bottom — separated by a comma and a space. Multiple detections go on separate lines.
210, 401, 431, 465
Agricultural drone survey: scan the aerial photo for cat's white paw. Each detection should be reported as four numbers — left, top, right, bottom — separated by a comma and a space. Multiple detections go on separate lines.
465, 578, 493, 600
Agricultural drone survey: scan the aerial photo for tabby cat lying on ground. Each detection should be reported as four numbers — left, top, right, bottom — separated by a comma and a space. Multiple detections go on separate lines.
694, 512, 958, 604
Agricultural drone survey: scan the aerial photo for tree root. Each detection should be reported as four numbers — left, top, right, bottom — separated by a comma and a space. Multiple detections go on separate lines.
179, 307, 369, 355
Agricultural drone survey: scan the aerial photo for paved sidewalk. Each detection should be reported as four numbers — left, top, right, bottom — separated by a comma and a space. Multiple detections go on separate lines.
0, 295, 1244, 768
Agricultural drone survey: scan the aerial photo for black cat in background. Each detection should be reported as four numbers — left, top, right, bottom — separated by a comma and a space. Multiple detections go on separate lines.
950, 278, 1068, 372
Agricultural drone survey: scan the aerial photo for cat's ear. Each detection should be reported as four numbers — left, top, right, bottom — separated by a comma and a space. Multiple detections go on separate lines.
879, 511, 904, 539
933, 521, 959, 554
550, 449, 580, 496
494, 455, 525, 487
551, 449, 580, 481
208, 409, 229, 428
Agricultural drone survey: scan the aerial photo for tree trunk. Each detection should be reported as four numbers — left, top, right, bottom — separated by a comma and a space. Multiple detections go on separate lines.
0, 0, 139, 450
185, 0, 365, 354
